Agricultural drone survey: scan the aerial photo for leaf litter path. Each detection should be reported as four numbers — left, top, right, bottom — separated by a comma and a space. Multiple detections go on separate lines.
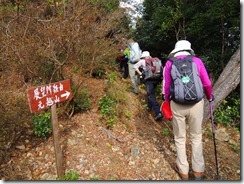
2, 77, 240, 181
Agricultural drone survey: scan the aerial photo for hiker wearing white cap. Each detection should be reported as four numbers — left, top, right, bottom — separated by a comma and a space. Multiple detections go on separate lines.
168, 40, 195, 57
162, 40, 213, 180
134, 51, 163, 121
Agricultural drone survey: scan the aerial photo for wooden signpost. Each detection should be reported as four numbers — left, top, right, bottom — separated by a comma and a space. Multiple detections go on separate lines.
27, 79, 72, 178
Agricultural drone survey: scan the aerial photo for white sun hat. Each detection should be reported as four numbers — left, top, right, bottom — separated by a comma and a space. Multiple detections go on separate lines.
140, 51, 150, 58
170, 40, 194, 55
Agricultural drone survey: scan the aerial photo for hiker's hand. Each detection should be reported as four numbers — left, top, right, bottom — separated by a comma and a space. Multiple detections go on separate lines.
141, 72, 145, 79
209, 94, 215, 102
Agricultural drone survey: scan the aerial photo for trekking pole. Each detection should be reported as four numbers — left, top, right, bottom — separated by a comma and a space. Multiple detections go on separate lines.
209, 101, 219, 178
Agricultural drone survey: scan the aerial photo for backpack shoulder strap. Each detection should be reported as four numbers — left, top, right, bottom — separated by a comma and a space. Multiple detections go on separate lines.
184, 55, 193, 61
145, 57, 153, 64
168, 55, 193, 63
168, 57, 178, 63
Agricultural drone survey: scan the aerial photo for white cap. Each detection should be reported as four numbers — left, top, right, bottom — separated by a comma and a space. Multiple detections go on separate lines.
170, 40, 194, 55
140, 51, 150, 58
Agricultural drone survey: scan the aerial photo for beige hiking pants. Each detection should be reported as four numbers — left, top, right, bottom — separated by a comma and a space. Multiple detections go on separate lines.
170, 99, 204, 174
128, 63, 139, 93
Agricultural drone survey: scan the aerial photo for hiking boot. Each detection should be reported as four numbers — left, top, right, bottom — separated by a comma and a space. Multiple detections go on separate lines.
193, 171, 204, 180
174, 164, 189, 180
155, 112, 162, 121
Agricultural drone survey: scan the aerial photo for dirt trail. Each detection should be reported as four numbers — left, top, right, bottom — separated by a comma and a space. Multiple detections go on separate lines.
1, 77, 240, 181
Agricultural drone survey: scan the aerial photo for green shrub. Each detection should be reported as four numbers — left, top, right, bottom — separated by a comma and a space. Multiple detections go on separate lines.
74, 87, 91, 113
33, 111, 52, 139
162, 128, 171, 136
107, 72, 117, 87
98, 95, 117, 128
92, 68, 106, 79
214, 98, 240, 129
58, 170, 79, 180
230, 141, 240, 153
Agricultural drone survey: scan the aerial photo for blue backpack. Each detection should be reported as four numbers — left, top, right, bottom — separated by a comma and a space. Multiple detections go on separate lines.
169, 55, 204, 104
129, 43, 141, 64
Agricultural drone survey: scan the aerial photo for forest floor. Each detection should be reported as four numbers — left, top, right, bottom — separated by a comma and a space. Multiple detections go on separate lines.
0, 75, 241, 181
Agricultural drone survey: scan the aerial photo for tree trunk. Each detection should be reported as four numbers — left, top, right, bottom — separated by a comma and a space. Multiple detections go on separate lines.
203, 47, 240, 124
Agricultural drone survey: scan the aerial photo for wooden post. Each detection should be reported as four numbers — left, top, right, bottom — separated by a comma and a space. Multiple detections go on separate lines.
27, 80, 72, 178
51, 104, 64, 178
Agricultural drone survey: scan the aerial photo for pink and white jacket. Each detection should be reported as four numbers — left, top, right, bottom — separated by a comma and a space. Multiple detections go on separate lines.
162, 51, 212, 102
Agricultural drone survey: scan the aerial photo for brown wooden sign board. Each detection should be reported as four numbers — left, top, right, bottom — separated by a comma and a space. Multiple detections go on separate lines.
27, 79, 72, 113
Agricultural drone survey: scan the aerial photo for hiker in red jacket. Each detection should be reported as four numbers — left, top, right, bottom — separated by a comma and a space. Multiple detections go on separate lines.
117, 38, 129, 79
162, 40, 213, 180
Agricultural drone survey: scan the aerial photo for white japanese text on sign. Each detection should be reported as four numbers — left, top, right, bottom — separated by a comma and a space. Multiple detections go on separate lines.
27, 79, 72, 113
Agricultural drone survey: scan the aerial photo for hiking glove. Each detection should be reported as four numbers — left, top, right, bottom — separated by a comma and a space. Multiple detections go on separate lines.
209, 94, 215, 102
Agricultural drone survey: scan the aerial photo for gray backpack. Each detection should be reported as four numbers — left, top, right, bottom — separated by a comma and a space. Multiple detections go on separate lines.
169, 55, 204, 104
144, 57, 163, 80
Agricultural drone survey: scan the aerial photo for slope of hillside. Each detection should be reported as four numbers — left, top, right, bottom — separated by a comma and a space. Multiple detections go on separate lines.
0, 76, 240, 181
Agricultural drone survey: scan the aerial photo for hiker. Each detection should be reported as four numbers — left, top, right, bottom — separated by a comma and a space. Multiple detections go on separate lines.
128, 39, 142, 94
121, 46, 130, 79
162, 40, 213, 180
117, 38, 129, 79
134, 51, 163, 121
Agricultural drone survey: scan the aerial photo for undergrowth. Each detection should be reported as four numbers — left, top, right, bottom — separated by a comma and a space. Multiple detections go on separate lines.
57, 170, 79, 180
214, 97, 240, 129
98, 71, 131, 128
99, 94, 117, 128
33, 111, 52, 139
